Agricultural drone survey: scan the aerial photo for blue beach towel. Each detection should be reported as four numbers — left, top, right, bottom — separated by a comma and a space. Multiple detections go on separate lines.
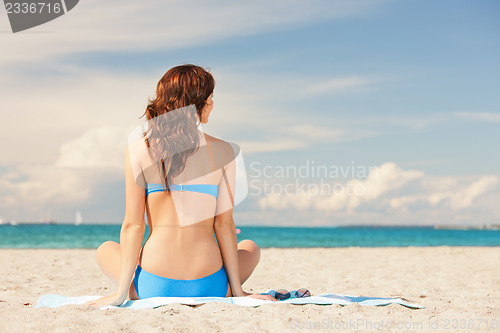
35, 290, 424, 310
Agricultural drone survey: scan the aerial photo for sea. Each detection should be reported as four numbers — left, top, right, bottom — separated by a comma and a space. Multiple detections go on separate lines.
1, 224, 499, 248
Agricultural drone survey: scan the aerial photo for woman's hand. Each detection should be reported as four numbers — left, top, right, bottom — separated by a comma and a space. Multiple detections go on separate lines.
241, 290, 278, 301
83, 291, 127, 309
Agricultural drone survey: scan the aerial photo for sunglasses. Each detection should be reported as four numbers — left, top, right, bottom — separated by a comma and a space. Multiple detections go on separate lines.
274, 288, 311, 300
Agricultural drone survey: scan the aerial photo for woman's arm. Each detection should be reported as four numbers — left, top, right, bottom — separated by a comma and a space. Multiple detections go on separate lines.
116, 146, 146, 297
213, 156, 245, 296
214, 210, 244, 297
85, 146, 146, 308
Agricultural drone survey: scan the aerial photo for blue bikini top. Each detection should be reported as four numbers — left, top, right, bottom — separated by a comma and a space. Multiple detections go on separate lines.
146, 183, 218, 198
145, 138, 219, 198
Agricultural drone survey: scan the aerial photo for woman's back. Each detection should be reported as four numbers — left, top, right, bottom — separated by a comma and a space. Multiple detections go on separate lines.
132, 131, 236, 282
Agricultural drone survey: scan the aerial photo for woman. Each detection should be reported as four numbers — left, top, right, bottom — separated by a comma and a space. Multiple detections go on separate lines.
85, 64, 276, 308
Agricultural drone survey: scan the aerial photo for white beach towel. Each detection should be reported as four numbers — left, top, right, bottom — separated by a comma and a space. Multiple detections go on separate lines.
35, 290, 424, 310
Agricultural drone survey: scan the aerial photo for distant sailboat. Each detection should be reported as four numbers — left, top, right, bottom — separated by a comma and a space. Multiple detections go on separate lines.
75, 210, 83, 226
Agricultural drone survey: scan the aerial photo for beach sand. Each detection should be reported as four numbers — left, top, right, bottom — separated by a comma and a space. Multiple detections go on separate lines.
1, 247, 499, 332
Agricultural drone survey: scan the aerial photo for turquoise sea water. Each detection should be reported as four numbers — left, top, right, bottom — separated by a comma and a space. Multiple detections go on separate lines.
1, 224, 499, 248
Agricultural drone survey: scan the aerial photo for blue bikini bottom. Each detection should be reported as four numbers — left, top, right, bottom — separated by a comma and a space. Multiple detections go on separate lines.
133, 264, 229, 299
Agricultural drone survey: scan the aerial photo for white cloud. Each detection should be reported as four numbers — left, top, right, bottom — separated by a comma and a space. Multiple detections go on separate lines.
399, 159, 449, 167
344, 114, 447, 131
237, 139, 307, 154
304, 76, 372, 96
284, 124, 373, 142
55, 125, 133, 168
0, 124, 134, 221
256, 162, 499, 219
448, 175, 498, 210
455, 111, 500, 123
234, 124, 377, 154
258, 162, 424, 211
0, 162, 104, 220
342, 162, 424, 210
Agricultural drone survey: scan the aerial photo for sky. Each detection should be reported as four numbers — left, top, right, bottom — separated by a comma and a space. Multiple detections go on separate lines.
0, 0, 499, 226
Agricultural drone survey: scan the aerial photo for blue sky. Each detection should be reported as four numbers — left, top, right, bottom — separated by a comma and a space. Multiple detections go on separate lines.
1, 0, 499, 226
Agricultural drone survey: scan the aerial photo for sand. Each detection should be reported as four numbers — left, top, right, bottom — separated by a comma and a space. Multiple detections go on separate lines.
1, 247, 499, 332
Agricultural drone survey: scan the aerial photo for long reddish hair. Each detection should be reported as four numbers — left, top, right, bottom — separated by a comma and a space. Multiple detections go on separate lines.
140, 64, 215, 190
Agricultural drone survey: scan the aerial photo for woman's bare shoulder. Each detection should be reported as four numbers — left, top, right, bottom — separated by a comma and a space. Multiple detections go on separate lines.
204, 133, 240, 165
204, 133, 234, 152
